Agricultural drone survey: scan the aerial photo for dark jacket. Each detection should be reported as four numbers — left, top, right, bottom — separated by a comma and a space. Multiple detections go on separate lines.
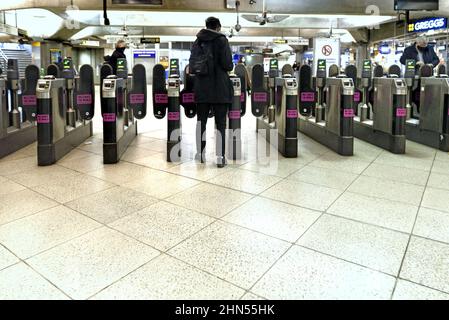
400, 43, 440, 67
192, 29, 234, 104
108, 48, 126, 75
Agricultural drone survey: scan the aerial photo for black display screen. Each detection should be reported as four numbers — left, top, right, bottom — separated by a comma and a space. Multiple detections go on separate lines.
394, 0, 439, 11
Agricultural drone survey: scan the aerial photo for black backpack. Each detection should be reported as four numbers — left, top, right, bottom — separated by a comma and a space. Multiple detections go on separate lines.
189, 40, 214, 76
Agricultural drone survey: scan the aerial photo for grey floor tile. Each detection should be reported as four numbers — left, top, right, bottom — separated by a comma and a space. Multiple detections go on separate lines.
8, 165, 80, 188
428, 172, 449, 191
0, 205, 101, 259
121, 146, 160, 162
87, 162, 154, 185
401, 236, 449, 294
288, 165, 358, 190
109, 202, 214, 251
348, 176, 425, 206
0, 263, 68, 300
374, 152, 433, 171
432, 160, 449, 175
393, 279, 449, 300
58, 154, 105, 173
239, 159, 304, 178
0, 179, 26, 196
435, 151, 449, 162
27, 227, 160, 300
122, 169, 200, 199
421, 187, 449, 213
327, 192, 418, 233
77, 141, 103, 155
0, 156, 36, 175
223, 197, 320, 242
0, 244, 18, 271
252, 245, 395, 300
166, 183, 252, 218
59, 149, 93, 162
413, 207, 449, 244
207, 169, 282, 194
66, 186, 158, 224
92, 254, 244, 300
241, 292, 266, 300
168, 221, 290, 289
32, 174, 114, 204
309, 152, 371, 174
298, 214, 409, 275
166, 160, 234, 181
362, 163, 430, 186
261, 180, 343, 211
0, 189, 58, 226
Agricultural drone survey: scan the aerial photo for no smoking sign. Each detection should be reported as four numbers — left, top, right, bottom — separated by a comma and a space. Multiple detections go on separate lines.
322, 45, 332, 56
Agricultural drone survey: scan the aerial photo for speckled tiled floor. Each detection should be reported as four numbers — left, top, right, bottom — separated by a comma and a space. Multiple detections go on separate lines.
1, 86, 449, 300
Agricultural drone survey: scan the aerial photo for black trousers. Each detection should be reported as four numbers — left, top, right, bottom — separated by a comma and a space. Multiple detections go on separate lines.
196, 103, 228, 158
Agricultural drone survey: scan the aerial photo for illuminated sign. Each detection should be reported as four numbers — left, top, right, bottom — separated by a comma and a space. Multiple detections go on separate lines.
273, 39, 288, 44
133, 49, 156, 58
408, 17, 447, 33
140, 37, 160, 44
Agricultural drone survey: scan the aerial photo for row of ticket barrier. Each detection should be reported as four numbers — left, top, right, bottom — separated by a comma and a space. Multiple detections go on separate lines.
1, 56, 448, 166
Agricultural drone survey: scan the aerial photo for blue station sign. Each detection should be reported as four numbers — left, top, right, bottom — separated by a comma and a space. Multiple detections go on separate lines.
408, 17, 448, 33
133, 49, 156, 59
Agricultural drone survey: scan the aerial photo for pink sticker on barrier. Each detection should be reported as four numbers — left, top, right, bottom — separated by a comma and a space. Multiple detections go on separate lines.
344, 109, 354, 118
240, 93, 245, 102
103, 113, 116, 122
168, 112, 180, 121
182, 93, 195, 103
155, 94, 168, 104
129, 93, 145, 104
37, 114, 50, 124
253, 92, 268, 103
354, 92, 361, 103
228, 110, 241, 119
301, 92, 315, 102
76, 94, 92, 105
396, 108, 407, 117
287, 109, 298, 118
22, 95, 36, 106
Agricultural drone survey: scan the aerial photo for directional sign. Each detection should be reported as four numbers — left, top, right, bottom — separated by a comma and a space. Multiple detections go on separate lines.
140, 37, 160, 44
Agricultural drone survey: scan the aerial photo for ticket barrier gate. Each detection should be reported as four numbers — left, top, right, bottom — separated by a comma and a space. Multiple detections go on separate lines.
153, 59, 182, 162
36, 61, 95, 165
254, 63, 298, 158
227, 75, 242, 160
0, 60, 39, 158
101, 60, 147, 164
353, 63, 407, 154
298, 63, 354, 156
405, 63, 449, 151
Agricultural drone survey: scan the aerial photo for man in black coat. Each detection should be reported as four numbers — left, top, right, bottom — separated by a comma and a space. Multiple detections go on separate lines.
400, 36, 440, 68
108, 40, 127, 75
192, 17, 233, 168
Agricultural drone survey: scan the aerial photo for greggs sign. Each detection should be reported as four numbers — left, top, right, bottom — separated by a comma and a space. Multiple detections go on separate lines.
408, 17, 447, 33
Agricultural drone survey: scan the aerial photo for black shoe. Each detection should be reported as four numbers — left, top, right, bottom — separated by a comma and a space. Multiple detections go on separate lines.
216, 157, 227, 168
195, 153, 205, 163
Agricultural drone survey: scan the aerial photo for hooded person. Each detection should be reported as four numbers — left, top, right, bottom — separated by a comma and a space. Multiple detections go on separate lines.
400, 36, 440, 68
108, 39, 127, 75
190, 16, 233, 168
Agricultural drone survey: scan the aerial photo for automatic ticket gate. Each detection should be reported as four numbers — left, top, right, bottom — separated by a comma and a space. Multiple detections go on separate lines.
254, 61, 298, 158
153, 59, 182, 162
298, 61, 354, 156
0, 60, 39, 158
353, 61, 407, 154
101, 58, 147, 164
36, 59, 95, 165
405, 62, 449, 151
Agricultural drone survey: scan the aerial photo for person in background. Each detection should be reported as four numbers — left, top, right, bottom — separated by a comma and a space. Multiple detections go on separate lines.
191, 16, 233, 168
400, 36, 440, 68
292, 61, 300, 71
237, 56, 252, 95
108, 39, 127, 75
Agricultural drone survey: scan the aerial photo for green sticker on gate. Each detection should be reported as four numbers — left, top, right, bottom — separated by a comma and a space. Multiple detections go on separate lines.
270, 59, 279, 70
